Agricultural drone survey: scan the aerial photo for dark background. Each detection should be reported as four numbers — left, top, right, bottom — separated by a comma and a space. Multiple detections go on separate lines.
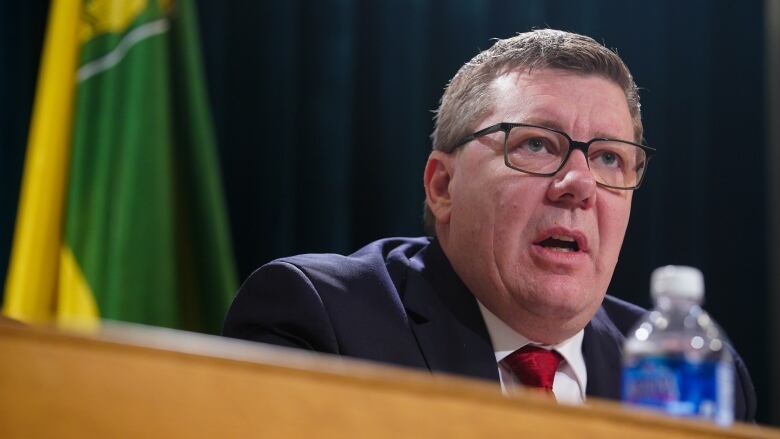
0, 0, 773, 425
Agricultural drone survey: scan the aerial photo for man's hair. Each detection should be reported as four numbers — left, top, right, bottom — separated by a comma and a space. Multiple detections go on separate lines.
423, 29, 643, 235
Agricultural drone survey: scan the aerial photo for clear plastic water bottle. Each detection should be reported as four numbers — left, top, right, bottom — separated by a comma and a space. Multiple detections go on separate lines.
621, 265, 734, 425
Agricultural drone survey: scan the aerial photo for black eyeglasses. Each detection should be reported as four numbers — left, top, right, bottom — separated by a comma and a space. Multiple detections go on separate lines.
453, 122, 655, 190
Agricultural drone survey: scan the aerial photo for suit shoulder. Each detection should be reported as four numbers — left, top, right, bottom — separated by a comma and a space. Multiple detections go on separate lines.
274, 236, 431, 285
225, 237, 432, 362
600, 295, 647, 335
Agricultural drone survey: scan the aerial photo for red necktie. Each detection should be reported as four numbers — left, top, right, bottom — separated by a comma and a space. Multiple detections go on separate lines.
501, 345, 563, 392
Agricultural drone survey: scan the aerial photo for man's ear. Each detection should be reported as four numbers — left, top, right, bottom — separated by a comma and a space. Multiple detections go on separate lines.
424, 150, 454, 225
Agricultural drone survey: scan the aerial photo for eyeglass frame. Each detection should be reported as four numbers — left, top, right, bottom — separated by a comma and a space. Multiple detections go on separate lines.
452, 122, 656, 190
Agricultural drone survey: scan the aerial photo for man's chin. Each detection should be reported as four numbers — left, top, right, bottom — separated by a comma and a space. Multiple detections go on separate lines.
527, 299, 583, 321
516, 281, 601, 322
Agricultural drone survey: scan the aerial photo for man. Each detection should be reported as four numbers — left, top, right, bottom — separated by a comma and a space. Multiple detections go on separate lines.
223, 29, 756, 420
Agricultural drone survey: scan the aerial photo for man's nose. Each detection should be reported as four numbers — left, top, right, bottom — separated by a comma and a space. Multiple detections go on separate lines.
546, 150, 597, 208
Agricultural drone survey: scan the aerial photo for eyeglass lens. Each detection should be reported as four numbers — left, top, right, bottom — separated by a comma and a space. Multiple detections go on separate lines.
504, 126, 646, 188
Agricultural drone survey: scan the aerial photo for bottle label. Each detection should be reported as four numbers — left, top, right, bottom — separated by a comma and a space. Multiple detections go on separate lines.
622, 356, 734, 425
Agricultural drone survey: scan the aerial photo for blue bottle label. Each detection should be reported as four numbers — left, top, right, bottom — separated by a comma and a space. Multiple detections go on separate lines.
622, 356, 733, 425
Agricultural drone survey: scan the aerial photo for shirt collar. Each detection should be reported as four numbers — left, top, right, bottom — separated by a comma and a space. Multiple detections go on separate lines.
476, 300, 587, 398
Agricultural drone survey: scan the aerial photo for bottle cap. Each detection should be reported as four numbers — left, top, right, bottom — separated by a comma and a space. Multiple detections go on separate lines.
650, 265, 704, 302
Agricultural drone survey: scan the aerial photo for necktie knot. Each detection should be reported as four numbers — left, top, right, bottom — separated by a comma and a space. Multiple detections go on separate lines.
501, 345, 562, 392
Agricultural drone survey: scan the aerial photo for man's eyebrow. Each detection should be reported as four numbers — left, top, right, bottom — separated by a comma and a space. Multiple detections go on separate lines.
520, 117, 629, 141
520, 117, 566, 132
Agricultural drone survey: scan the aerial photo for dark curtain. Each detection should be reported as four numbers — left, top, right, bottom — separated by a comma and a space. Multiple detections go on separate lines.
0, 1, 49, 310
0, 0, 771, 424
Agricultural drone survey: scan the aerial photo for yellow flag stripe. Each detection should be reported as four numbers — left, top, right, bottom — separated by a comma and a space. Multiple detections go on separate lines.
80, 0, 147, 42
2, 0, 83, 324
57, 245, 100, 331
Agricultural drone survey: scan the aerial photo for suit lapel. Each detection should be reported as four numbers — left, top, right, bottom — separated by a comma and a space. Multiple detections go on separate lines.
400, 240, 499, 383
582, 307, 625, 400
396, 239, 628, 399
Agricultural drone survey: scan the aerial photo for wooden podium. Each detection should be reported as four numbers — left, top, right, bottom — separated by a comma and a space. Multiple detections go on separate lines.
0, 320, 777, 438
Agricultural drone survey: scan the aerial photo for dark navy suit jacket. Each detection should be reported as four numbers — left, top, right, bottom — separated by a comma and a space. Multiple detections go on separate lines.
223, 236, 756, 421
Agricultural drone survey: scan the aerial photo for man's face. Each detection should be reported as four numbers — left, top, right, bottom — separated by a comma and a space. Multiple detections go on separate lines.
427, 68, 635, 343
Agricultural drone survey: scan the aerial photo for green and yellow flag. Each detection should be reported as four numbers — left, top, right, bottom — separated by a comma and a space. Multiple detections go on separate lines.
3, 0, 237, 334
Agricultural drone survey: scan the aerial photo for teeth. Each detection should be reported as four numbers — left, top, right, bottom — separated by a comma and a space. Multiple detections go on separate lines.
548, 247, 574, 252
550, 234, 575, 242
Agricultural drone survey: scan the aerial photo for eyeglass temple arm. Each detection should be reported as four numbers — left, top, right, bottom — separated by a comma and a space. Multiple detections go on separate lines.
454, 124, 508, 149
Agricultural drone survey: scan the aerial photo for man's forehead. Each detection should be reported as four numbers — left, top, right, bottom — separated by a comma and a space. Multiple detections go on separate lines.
487, 68, 633, 136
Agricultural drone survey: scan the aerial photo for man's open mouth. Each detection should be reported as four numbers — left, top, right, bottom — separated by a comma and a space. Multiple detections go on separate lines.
533, 231, 587, 253
537, 235, 579, 252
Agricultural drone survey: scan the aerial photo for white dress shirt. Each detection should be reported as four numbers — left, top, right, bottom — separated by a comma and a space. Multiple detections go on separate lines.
477, 301, 588, 404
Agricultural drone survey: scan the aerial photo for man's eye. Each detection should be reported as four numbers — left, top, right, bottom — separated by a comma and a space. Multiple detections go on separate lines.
594, 151, 621, 168
523, 137, 550, 153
